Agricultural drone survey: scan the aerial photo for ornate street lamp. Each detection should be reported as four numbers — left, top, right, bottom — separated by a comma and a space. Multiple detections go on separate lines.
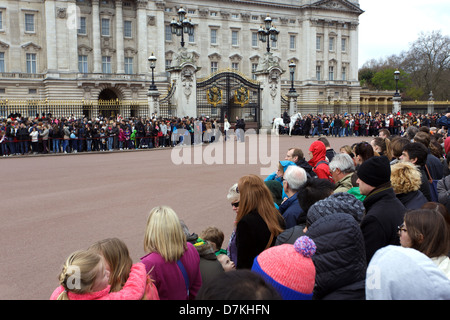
148, 53, 157, 91
394, 70, 400, 97
289, 61, 296, 93
170, 7, 194, 48
258, 15, 279, 53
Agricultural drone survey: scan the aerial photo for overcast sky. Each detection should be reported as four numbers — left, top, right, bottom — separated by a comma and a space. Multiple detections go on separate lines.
358, 0, 450, 68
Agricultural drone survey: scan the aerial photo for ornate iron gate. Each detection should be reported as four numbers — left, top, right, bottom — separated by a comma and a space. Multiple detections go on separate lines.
196, 71, 261, 126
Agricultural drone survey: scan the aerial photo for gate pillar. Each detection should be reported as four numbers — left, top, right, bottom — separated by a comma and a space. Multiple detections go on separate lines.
255, 52, 284, 130
167, 48, 200, 118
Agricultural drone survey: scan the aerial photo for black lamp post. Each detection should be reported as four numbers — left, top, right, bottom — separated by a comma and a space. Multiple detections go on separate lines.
148, 53, 157, 91
170, 7, 194, 48
258, 15, 279, 53
394, 70, 400, 97
289, 61, 296, 93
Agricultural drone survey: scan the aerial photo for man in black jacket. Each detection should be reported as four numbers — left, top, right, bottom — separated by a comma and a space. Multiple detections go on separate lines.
356, 156, 406, 263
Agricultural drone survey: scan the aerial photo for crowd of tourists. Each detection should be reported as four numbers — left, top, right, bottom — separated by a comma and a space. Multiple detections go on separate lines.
0, 113, 226, 156
1, 111, 448, 157
278, 111, 448, 138
45, 111, 450, 300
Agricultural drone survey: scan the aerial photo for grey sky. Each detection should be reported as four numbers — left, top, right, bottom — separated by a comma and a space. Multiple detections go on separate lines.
358, 0, 450, 67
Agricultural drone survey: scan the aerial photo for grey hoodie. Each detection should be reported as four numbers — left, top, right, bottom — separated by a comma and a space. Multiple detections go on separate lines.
366, 245, 450, 300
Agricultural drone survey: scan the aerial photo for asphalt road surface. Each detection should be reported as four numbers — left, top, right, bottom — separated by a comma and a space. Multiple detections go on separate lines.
0, 132, 367, 299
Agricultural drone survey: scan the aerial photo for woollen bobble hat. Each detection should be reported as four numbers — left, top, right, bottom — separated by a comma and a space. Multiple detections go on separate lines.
251, 236, 316, 300
306, 192, 365, 227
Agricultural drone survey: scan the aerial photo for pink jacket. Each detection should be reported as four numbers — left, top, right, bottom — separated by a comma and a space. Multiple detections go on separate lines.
50, 263, 147, 300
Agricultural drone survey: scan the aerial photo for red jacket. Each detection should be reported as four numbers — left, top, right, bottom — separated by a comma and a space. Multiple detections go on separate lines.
308, 141, 333, 182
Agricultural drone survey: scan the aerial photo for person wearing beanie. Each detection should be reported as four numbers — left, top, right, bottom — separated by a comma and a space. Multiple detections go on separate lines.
251, 236, 316, 300
356, 156, 406, 263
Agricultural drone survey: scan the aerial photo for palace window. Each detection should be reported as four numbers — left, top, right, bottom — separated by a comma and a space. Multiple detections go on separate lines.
232, 31, 239, 46
329, 66, 334, 80
101, 18, 110, 36
124, 21, 132, 38
316, 35, 322, 51
211, 61, 218, 73
329, 37, 335, 51
341, 38, 347, 52
102, 56, 111, 73
0, 52, 5, 72
78, 17, 87, 35
26, 53, 37, 73
124, 57, 133, 74
252, 32, 258, 47
210, 29, 217, 45
25, 14, 35, 32
78, 55, 88, 73
290, 35, 296, 49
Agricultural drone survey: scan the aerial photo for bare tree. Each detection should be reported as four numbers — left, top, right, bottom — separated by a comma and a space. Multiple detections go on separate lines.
402, 30, 450, 100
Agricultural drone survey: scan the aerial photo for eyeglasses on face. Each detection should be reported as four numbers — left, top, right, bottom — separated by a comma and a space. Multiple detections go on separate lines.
397, 223, 407, 233
231, 202, 239, 208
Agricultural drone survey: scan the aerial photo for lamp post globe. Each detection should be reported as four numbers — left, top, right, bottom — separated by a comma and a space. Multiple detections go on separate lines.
289, 61, 296, 93
148, 53, 157, 91
258, 15, 279, 53
394, 70, 400, 97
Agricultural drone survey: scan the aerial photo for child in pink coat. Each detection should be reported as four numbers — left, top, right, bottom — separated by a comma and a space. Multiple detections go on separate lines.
50, 249, 148, 300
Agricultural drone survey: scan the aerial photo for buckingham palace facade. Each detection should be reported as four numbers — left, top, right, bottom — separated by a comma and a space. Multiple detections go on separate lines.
0, 0, 363, 118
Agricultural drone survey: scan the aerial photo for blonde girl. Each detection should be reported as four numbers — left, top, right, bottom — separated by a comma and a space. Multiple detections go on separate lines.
50, 249, 147, 300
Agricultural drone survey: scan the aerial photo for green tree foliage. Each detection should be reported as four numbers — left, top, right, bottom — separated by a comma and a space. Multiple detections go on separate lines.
371, 68, 410, 91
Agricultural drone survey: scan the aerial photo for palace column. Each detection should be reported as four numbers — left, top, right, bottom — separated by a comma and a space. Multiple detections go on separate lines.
137, 0, 148, 74
44, 0, 58, 72
92, 0, 101, 73
115, 0, 124, 73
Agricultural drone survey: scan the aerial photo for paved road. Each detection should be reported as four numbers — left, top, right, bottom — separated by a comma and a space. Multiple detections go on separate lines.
0, 133, 367, 299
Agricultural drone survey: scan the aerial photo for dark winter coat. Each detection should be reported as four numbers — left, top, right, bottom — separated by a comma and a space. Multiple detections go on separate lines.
235, 210, 284, 269
306, 213, 367, 300
278, 192, 303, 230
396, 190, 428, 210
361, 185, 406, 263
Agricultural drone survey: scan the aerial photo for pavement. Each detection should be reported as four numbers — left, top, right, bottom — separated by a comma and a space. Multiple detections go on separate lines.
0, 133, 368, 299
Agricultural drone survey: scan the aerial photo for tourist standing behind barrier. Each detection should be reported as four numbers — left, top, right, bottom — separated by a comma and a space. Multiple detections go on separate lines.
234, 174, 285, 269
17, 122, 29, 155
141, 205, 202, 300
50, 123, 61, 153
41, 124, 49, 154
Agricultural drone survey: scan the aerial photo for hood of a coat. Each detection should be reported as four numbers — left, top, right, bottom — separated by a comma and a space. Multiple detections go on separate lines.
366, 245, 450, 300
308, 141, 327, 167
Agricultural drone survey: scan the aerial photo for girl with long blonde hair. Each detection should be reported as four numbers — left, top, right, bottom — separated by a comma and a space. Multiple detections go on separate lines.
140, 205, 202, 299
